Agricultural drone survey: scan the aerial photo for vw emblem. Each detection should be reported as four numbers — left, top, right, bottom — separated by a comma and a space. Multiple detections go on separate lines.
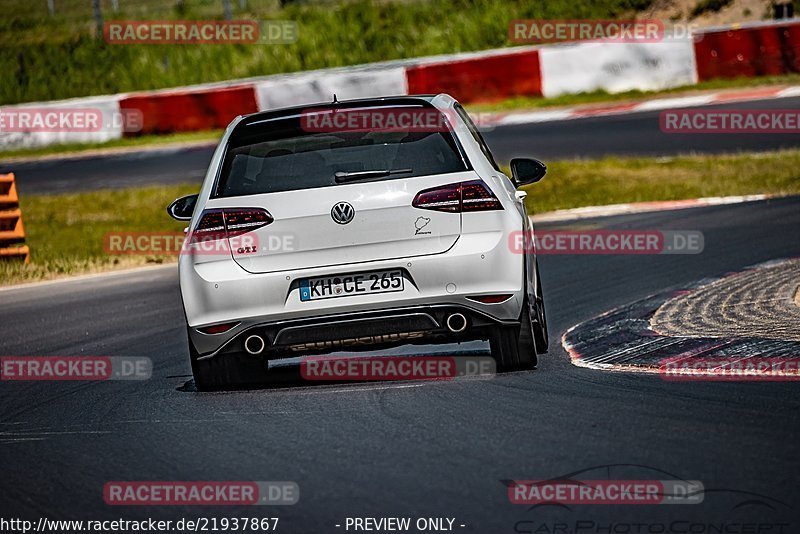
331, 202, 355, 225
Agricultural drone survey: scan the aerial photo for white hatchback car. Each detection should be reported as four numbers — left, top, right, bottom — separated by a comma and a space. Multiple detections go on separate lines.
168, 94, 548, 390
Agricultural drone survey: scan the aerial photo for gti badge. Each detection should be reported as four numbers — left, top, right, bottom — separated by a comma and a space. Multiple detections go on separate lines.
331, 201, 355, 224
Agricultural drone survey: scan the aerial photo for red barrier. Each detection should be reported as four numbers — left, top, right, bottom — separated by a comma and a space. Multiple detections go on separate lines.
694, 21, 800, 80
120, 85, 258, 136
405, 50, 541, 103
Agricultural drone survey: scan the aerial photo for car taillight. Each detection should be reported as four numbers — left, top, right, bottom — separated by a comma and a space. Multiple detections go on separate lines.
192, 208, 272, 241
412, 180, 502, 213
412, 182, 461, 212
192, 210, 227, 241
460, 180, 503, 212
223, 208, 274, 237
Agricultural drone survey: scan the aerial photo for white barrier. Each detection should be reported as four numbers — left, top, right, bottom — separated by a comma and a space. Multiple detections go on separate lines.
0, 95, 124, 150
254, 67, 408, 111
539, 39, 698, 98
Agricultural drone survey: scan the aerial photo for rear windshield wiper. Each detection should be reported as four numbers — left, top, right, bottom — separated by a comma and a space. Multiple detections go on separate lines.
334, 168, 413, 183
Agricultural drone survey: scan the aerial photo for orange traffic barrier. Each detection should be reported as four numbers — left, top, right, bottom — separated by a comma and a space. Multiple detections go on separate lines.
0, 173, 19, 209
0, 173, 30, 264
0, 245, 29, 262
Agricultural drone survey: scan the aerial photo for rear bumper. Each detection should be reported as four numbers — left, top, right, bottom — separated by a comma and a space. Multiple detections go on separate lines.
191, 304, 518, 359
181, 230, 525, 357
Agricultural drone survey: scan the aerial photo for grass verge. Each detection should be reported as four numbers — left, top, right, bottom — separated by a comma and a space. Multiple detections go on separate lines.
2, 0, 653, 105
1, 184, 197, 286
2, 149, 799, 286
517, 150, 800, 214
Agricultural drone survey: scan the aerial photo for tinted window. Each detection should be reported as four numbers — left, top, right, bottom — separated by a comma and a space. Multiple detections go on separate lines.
215, 107, 470, 197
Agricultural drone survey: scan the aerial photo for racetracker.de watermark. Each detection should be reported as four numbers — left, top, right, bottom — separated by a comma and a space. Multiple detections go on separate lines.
508, 479, 704, 505
103, 232, 294, 256
509, 20, 700, 43
103, 481, 298, 505
509, 230, 704, 255
300, 355, 496, 381
300, 108, 496, 133
1, 518, 279, 534
104, 20, 297, 44
660, 357, 800, 381
661, 109, 800, 133
0, 356, 151, 381
0, 108, 142, 133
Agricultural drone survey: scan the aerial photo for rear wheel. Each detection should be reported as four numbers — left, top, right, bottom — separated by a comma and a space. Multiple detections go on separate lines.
489, 298, 538, 372
188, 329, 269, 391
532, 262, 549, 353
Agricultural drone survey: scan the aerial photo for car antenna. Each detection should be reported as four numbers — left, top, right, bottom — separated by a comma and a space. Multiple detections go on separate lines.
332, 94, 338, 103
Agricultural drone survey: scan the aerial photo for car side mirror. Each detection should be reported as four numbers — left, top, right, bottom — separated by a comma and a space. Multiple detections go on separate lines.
167, 194, 198, 221
510, 158, 546, 187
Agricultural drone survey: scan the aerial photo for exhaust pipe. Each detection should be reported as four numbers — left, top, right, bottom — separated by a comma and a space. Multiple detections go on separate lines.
244, 334, 266, 355
445, 313, 468, 333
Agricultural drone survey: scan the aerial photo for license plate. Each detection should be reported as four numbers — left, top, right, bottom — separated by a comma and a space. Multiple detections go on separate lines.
299, 269, 404, 301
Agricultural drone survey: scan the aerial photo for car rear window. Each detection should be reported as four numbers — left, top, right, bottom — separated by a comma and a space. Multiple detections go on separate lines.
214, 105, 470, 198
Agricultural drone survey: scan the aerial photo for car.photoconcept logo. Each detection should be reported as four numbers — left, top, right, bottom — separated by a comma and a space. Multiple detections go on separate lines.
331, 202, 355, 225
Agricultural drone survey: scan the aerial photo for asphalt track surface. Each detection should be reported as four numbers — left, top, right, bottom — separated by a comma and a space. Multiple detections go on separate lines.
6, 96, 800, 195
2, 197, 799, 531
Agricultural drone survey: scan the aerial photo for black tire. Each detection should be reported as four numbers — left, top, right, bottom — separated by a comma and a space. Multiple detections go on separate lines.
188, 329, 269, 391
489, 298, 538, 372
532, 262, 549, 353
